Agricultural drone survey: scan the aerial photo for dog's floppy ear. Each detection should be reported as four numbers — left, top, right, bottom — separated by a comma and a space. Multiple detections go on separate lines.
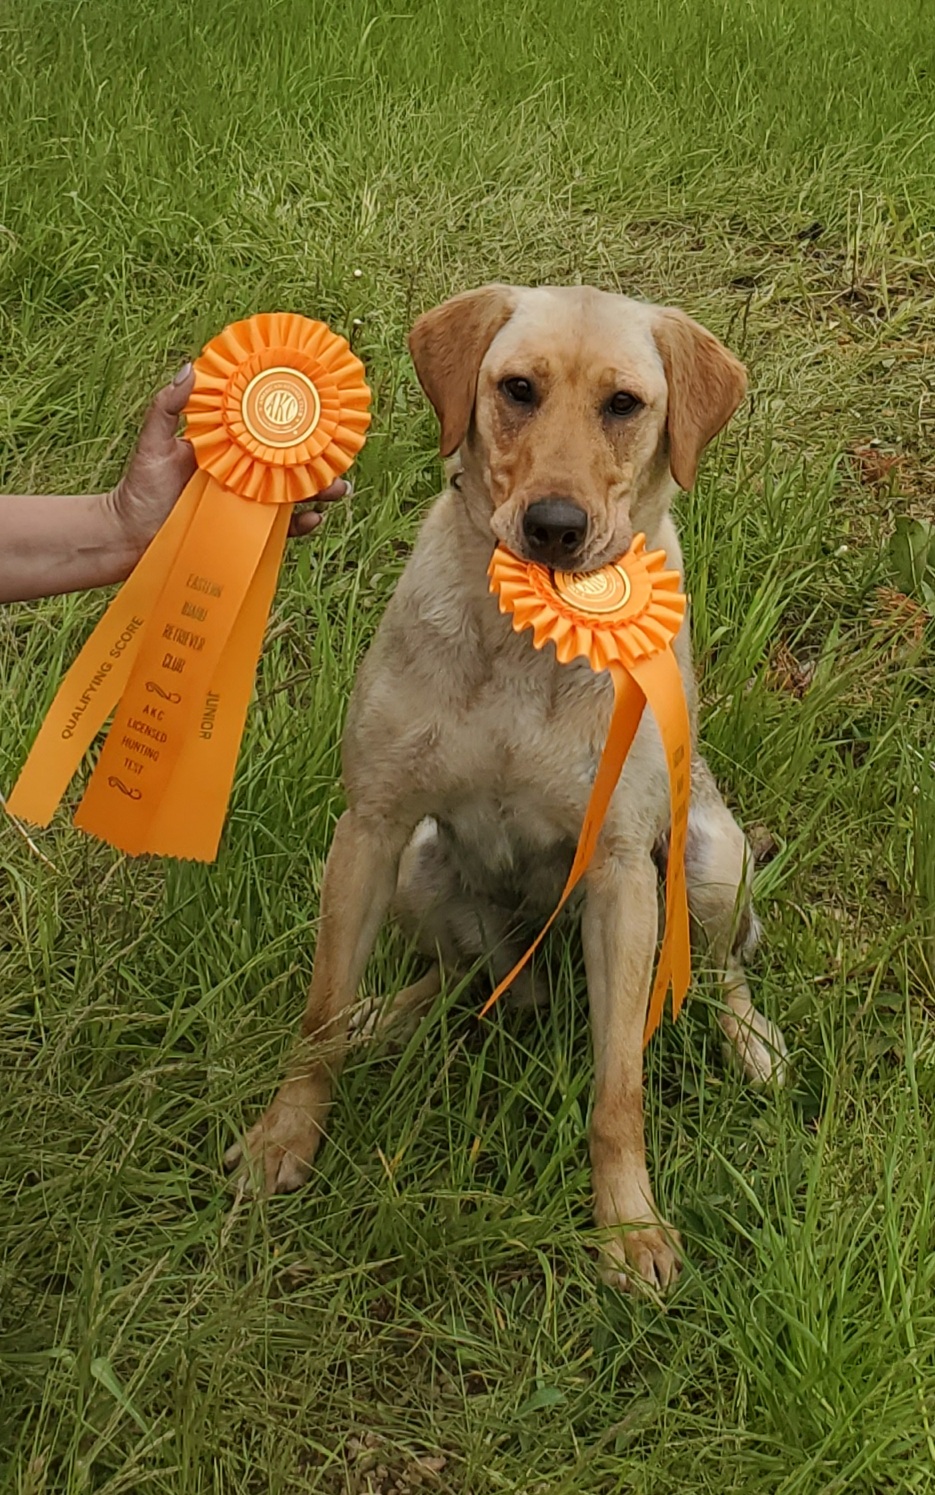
653, 308, 747, 490
409, 285, 517, 457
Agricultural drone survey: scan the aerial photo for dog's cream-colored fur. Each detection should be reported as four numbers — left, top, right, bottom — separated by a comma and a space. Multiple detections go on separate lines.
227, 285, 788, 1293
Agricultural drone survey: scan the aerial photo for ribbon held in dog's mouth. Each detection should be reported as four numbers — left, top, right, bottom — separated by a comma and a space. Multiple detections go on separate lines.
7, 313, 371, 862
484, 537, 691, 1045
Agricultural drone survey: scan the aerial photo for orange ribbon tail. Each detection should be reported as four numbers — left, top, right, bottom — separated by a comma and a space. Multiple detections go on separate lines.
72, 481, 285, 857
479, 663, 647, 1018
631, 646, 692, 1043
146, 503, 291, 861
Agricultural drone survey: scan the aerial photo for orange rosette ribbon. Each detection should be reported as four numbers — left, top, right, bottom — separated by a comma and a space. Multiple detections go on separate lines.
7, 313, 371, 862
483, 536, 691, 1045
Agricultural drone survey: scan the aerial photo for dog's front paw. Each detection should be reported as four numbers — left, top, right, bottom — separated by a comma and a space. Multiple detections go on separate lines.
224, 1080, 323, 1196
598, 1221, 682, 1296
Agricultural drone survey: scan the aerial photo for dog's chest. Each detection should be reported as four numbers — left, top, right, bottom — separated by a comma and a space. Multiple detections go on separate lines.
450, 648, 606, 796
432, 668, 594, 905
429, 651, 665, 910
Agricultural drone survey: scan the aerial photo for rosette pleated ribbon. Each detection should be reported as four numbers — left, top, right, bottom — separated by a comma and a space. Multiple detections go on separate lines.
8, 314, 371, 861
483, 536, 691, 1045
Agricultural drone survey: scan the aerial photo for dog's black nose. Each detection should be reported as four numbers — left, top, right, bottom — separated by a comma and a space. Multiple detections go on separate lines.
522, 498, 588, 566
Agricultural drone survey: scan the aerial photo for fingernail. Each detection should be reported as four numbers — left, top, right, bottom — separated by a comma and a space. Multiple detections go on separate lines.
173, 361, 193, 385
340, 479, 353, 498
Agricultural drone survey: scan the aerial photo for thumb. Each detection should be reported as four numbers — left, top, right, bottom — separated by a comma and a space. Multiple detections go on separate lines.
135, 364, 195, 454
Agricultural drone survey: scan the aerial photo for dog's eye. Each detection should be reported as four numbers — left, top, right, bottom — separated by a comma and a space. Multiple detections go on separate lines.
608, 391, 640, 417
501, 377, 536, 405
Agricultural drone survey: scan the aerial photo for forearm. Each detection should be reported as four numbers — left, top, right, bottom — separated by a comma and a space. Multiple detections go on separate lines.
0, 490, 145, 603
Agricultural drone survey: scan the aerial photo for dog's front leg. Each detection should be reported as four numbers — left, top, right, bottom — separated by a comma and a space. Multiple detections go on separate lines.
226, 809, 409, 1195
582, 848, 682, 1294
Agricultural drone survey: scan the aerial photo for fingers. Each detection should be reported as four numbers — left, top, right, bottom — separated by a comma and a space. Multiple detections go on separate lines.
289, 509, 324, 537
134, 365, 195, 457
287, 478, 353, 538
317, 478, 353, 505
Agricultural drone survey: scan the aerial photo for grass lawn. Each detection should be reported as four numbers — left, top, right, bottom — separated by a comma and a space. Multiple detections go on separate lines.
2, 0, 935, 1489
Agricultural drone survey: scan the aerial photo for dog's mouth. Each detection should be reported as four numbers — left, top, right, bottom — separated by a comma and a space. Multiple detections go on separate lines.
549, 553, 610, 576
498, 536, 620, 576
488, 501, 626, 575
522, 492, 644, 575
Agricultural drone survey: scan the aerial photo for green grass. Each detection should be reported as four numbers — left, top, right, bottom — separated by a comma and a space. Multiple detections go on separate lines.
2, 0, 935, 1489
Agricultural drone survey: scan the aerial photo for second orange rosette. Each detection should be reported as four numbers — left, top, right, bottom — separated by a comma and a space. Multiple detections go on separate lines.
8, 313, 371, 862
485, 537, 692, 1045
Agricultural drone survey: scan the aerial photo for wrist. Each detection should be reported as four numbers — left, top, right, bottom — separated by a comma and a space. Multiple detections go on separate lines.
95, 486, 152, 581
102, 482, 156, 564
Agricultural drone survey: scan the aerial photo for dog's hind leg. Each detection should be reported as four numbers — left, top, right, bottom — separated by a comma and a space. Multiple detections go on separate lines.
350, 964, 443, 1043
349, 818, 471, 1042
354, 818, 547, 1041
682, 757, 789, 1085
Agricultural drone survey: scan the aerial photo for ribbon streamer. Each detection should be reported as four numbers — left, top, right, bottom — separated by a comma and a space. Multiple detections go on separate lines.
482, 537, 691, 1045
8, 313, 371, 861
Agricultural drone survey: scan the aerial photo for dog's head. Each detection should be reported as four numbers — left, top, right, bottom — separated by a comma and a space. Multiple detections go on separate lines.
409, 284, 746, 571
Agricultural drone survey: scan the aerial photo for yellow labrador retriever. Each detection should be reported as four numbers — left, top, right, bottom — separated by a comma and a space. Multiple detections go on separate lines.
227, 285, 788, 1292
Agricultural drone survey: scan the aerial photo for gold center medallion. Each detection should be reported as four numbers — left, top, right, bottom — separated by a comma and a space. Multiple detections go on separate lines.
552, 563, 631, 615
241, 367, 321, 448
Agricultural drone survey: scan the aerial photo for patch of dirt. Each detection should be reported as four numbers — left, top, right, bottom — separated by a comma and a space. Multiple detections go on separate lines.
300, 1434, 450, 1495
850, 441, 906, 488
767, 640, 816, 698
